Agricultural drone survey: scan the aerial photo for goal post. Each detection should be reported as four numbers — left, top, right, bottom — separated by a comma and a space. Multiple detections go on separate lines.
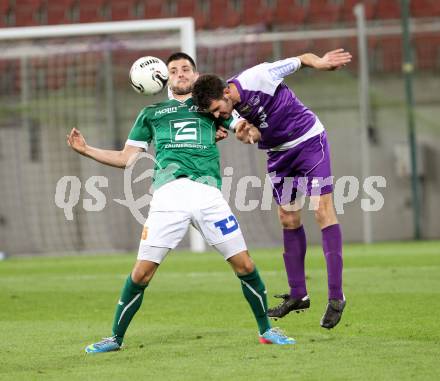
0, 18, 196, 59
0, 18, 208, 254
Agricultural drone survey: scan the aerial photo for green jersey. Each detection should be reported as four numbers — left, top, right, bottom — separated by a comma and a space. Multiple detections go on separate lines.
127, 98, 237, 190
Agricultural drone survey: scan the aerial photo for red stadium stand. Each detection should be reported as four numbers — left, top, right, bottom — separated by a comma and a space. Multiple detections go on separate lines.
0, 0, 8, 13
176, 0, 195, 17
410, 0, 440, 18
194, 7, 210, 30
273, 0, 308, 29
375, 0, 401, 20
14, 0, 45, 26
241, 0, 265, 25
109, 0, 138, 21
176, 0, 209, 29
145, 0, 166, 19
223, 1, 241, 28
207, 0, 240, 29
2, 0, 440, 31
47, 0, 77, 24
340, 0, 376, 23
78, 0, 109, 23
307, 0, 341, 26
0, 0, 11, 27
414, 34, 440, 70
375, 36, 402, 72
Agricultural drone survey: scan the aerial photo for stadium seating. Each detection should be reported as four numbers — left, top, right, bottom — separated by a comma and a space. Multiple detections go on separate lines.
374, 35, 403, 72
307, 0, 341, 26
1, 0, 440, 74
0, 0, 11, 27
78, 0, 110, 23
206, 0, 241, 29
173, 0, 209, 29
109, 0, 139, 21
14, 0, 44, 26
47, 0, 77, 24
242, 0, 275, 27
0, 0, 8, 13
340, 0, 376, 23
410, 0, 440, 18
375, 0, 401, 20
273, 0, 307, 28
0, 0, 438, 30
145, 0, 166, 19
414, 33, 440, 70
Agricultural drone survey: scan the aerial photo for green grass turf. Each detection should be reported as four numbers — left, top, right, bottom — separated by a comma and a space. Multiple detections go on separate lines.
1, 241, 439, 380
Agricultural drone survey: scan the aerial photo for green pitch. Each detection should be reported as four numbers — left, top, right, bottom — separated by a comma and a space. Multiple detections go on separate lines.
1, 241, 439, 380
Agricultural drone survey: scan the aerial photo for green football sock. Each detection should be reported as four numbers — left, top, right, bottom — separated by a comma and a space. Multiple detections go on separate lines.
237, 268, 271, 335
111, 275, 148, 345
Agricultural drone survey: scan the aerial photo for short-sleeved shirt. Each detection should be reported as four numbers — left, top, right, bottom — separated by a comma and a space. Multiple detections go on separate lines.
127, 97, 238, 190
228, 58, 322, 150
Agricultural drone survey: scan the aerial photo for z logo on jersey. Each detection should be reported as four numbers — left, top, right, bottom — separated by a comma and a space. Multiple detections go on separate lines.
170, 119, 201, 143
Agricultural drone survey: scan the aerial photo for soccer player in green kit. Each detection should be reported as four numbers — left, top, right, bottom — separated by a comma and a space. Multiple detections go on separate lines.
67, 52, 295, 353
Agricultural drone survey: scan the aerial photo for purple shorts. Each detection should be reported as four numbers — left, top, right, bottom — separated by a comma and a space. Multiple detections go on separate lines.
267, 131, 333, 205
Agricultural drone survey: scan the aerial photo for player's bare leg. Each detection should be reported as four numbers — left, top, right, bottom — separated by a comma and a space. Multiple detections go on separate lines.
311, 193, 346, 329
131, 259, 159, 285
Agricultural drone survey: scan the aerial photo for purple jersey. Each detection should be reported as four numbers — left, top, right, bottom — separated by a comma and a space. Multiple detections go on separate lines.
228, 58, 319, 150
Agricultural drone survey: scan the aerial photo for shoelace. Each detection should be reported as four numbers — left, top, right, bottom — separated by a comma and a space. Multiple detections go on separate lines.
269, 327, 289, 338
97, 336, 117, 346
271, 295, 290, 311
273, 294, 290, 300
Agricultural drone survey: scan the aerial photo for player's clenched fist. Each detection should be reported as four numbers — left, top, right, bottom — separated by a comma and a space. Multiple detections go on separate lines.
215, 126, 229, 142
235, 120, 261, 144
67, 127, 87, 154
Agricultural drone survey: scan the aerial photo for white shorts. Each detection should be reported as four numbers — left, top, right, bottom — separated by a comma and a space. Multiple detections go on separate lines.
137, 178, 247, 263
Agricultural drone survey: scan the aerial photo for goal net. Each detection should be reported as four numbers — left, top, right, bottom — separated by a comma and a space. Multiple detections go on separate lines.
1, 17, 439, 255
0, 19, 199, 255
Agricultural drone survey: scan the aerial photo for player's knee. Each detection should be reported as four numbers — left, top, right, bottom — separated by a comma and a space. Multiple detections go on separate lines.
131, 270, 150, 285
314, 208, 327, 226
229, 252, 255, 275
314, 205, 337, 228
278, 208, 301, 229
131, 262, 157, 285
239, 259, 255, 275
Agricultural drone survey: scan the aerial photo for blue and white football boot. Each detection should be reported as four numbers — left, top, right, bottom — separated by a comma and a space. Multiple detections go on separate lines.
85, 336, 121, 353
259, 328, 296, 345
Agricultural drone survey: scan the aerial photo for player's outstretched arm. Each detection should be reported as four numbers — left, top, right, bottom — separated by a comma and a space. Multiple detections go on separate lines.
298, 49, 352, 71
67, 127, 142, 168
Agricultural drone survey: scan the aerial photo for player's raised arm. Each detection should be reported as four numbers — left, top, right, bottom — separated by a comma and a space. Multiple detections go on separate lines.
67, 127, 142, 168
298, 48, 352, 71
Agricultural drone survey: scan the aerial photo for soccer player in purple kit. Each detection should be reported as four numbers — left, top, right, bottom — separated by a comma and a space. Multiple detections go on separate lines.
192, 48, 352, 329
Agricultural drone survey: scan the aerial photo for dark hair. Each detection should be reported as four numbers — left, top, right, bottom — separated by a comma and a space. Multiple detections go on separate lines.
192, 74, 227, 110
166, 52, 197, 71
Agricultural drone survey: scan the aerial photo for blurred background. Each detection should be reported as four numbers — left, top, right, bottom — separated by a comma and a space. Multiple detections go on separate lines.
0, 0, 439, 256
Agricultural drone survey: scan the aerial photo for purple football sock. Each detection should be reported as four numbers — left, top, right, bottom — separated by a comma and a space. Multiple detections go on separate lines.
322, 224, 344, 300
283, 226, 308, 299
